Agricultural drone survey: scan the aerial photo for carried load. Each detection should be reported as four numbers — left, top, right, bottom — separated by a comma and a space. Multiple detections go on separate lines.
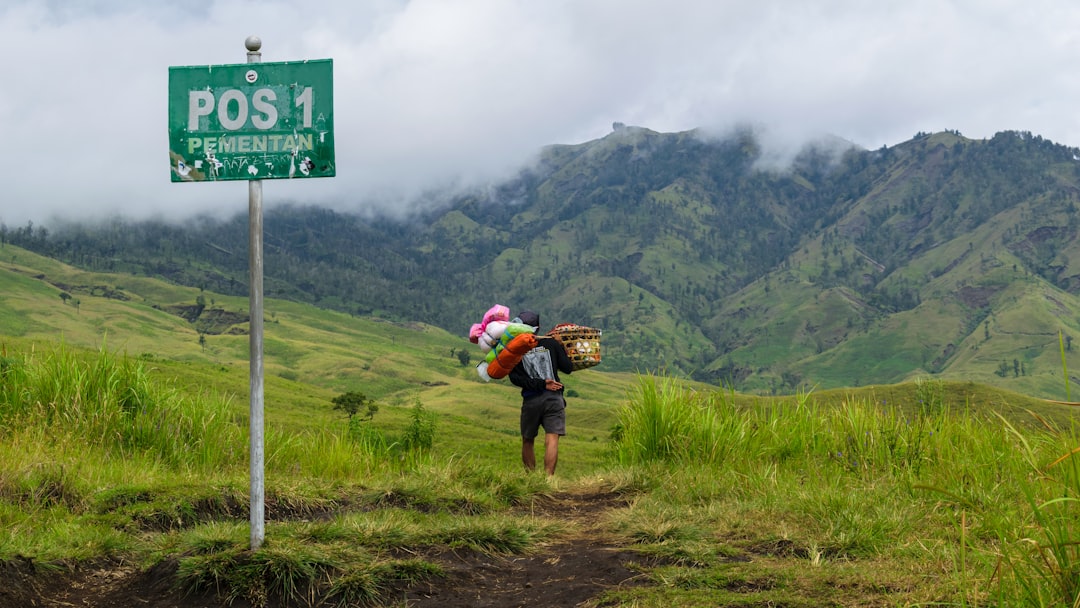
469, 304, 538, 381
547, 323, 602, 371
467, 304, 602, 381
469, 304, 510, 351
485, 332, 537, 380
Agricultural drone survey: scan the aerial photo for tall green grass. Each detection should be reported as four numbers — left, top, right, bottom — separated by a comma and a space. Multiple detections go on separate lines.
614, 375, 951, 477
611, 375, 745, 466
991, 332, 1080, 606
995, 449, 1080, 606
0, 327, 481, 597
0, 342, 419, 481
0, 342, 242, 469
610, 374, 1080, 605
6, 338, 1080, 606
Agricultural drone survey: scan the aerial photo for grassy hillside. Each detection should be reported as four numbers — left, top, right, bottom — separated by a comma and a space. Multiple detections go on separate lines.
6, 243, 1080, 606
2, 342, 1079, 607
0, 243, 639, 477
6, 239, 1078, 437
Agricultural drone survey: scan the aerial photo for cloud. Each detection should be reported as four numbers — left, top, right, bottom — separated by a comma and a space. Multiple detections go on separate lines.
2, 0, 1080, 226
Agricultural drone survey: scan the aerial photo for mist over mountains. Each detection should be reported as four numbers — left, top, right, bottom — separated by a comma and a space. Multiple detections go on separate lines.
9, 125, 1080, 398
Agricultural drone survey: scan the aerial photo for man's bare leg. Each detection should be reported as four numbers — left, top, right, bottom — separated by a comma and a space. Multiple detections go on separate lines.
522, 438, 536, 471
544, 433, 560, 475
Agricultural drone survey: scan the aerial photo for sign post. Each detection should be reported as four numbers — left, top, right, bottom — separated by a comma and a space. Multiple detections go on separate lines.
169, 37, 334, 550
245, 36, 266, 552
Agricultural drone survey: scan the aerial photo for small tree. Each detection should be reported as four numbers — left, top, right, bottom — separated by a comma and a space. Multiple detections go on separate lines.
400, 397, 436, 454
996, 360, 1011, 377
332, 391, 378, 421
456, 348, 471, 367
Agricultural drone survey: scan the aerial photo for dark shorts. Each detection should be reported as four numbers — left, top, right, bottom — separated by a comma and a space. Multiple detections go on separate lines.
520, 391, 566, 439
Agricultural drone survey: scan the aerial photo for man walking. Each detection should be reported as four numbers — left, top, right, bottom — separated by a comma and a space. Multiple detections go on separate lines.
508, 310, 573, 475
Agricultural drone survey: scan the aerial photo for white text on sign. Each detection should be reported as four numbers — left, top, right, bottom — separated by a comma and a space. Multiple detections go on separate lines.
188, 87, 314, 132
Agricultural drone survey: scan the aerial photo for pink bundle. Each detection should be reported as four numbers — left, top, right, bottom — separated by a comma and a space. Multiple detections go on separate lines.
468, 304, 510, 343
467, 304, 526, 382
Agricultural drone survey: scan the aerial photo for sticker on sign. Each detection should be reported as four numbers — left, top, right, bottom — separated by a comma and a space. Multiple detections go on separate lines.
168, 59, 335, 182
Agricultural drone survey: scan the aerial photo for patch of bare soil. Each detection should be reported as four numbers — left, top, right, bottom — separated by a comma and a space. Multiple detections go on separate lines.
404, 491, 648, 607
403, 540, 645, 608
21, 490, 650, 608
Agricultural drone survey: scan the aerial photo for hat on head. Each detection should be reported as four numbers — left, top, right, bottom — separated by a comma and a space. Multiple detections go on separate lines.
517, 310, 540, 328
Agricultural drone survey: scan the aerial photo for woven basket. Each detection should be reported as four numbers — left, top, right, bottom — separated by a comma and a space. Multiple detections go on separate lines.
548, 323, 602, 371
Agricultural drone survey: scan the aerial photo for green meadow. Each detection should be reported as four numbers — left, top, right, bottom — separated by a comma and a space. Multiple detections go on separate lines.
2, 244, 1080, 606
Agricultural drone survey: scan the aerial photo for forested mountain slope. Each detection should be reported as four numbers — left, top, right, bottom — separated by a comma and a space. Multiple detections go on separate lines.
9, 126, 1080, 398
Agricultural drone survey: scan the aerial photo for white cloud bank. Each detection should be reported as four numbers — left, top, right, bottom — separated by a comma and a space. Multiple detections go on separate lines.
2, 0, 1079, 225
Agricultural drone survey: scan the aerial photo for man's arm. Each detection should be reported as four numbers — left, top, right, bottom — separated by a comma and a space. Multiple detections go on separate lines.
508, 358, 546, 392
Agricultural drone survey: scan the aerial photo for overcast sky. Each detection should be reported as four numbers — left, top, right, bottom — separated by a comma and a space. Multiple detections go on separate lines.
2, 0, 1079, 226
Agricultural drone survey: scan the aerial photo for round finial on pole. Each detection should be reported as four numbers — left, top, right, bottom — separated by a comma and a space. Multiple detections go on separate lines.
245, 36, 262, 52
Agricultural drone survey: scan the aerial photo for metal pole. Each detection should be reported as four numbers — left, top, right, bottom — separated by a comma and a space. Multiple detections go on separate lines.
245, 34, 266, 551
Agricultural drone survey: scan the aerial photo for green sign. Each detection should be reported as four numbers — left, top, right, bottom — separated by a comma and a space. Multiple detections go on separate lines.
168, 59, 334, 182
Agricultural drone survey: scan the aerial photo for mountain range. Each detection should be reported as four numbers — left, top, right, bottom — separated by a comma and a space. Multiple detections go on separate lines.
8, 124, 1080, 399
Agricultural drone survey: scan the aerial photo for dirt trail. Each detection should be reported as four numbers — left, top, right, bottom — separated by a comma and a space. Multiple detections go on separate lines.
405, 490, 647, 607
19, 490, 648, 608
